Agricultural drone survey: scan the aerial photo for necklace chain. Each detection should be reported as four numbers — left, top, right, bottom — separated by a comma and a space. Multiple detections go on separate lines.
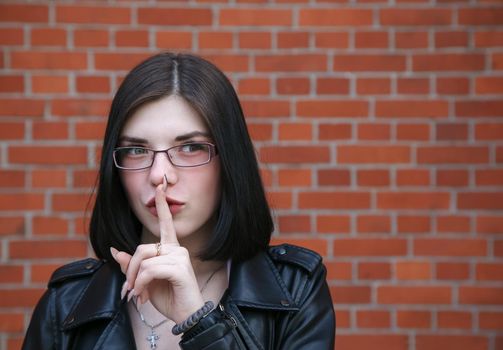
132, 263, 225, 349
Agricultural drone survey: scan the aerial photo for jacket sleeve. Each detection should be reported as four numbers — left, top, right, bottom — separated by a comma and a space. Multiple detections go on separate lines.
22, 289, 57, 350
278, 262, 335, 349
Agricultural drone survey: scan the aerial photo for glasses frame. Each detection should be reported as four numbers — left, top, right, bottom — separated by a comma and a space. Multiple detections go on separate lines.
113, 142, 218, 170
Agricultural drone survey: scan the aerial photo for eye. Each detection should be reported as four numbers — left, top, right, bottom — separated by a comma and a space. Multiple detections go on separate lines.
179, 143, 206, 153
125, 147, 149, 156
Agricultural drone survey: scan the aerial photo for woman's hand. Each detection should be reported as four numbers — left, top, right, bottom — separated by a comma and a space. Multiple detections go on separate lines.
111, 178, 205, 324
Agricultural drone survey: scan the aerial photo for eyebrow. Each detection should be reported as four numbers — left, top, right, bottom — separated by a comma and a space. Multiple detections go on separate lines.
118, 131, 211, 144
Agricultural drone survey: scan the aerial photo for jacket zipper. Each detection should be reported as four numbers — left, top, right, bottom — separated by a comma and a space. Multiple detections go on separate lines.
219, 303, 237, 328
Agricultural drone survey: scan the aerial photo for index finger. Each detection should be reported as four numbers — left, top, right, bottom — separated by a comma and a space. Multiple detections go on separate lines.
155, 178, 179, 246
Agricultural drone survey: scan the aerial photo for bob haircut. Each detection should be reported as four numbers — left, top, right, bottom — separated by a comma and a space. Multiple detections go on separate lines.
90, 52, 274, 264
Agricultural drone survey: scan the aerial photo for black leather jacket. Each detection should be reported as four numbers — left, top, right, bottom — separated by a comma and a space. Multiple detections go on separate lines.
22, 244, 335, 349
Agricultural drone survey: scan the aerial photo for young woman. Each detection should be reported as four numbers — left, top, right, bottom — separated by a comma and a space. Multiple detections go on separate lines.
22, 52, 335, 349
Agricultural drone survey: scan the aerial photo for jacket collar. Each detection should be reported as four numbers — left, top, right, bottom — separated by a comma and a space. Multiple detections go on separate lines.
64, 248, 298, 329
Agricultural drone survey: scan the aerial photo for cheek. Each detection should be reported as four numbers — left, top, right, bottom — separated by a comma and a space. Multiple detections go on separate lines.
119, 172, 144, 202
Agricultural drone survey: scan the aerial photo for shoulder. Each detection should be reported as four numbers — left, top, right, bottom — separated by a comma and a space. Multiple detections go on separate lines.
267, 244, 323, 276
48, 258, 104, 287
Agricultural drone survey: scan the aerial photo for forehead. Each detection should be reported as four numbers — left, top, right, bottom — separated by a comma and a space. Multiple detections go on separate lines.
120, 95, 209, 141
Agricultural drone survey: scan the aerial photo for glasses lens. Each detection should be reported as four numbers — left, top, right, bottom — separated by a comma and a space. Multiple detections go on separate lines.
114, 147, 153, 170
169, 143, 212, 167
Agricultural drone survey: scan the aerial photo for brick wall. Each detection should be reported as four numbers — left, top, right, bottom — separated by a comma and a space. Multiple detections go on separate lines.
1, 1, 502, 349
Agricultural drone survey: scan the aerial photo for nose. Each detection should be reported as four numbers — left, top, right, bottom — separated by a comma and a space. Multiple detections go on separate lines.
149, 151, 178, 186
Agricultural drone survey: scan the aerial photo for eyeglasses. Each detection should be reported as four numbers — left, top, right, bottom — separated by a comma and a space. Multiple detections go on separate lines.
113, 142, 217, 170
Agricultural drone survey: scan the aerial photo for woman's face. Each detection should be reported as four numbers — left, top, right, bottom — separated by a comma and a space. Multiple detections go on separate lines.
118, 95, 221, 248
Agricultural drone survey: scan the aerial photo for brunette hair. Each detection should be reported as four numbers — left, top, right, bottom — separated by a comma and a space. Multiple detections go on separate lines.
89, 52, 273, 263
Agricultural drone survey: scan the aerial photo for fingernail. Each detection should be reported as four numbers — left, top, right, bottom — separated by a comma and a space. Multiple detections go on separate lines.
163, 174, 168, 191
127, 289, 135, 302
110, 247, 119, 259
120, 281, 128, 300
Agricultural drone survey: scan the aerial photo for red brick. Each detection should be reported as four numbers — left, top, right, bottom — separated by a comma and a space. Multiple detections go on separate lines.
458, 193, 503, 210
199, 32, 233, 49
435, 31, 469, 48
475, 30, 503, 47
317, 169, 350, 186
357, 123, 390, 140
396, 124, 430, 140
56, 5, 130, 24
418, 146, 488, 164
247, 123, 272, 141
413, 54, 485, 71
377, 192, 450, 210
417, 335, 488, 350
397, 216, 431, 233
52, 193, 94, 212
436, 123, 468, 141
378, 286, 451, 304
0, 217, 25, 235
334, 239, 407, 256
300, 192, 370, 209
76, 76, 110, 93
314, 32, 349, 48
33, 216, 68, 235
0, 265, 23, 283
316, 78, 350, 95
458, 8, 503, 25
116, 30, 148, 47
415, 239, 486, 256
238, 78, 270, 95
479, 312, 503, 330
74, 29, 109, 47
270, 238, 327, 256
358, 262, 391, 279
0, 170, 24, 188
0, 122, 24, 139
319, 123, 352, 140
277, 32, 309, 48
0, 75, 24, 92
278, 215, 310, 233
357, 310, 390, 328
396, 261, 432, 280
476, 169, 503, 186
437, 216, 471, 233
457, 100, 503, 117
30, 263, 60, 283
239, 32, 271, 49
332, 309, 350, 328
156, 31, 192, 49
278, 169, 312, 187
11, 51, 87, 69
376, 100, 448, 118
395, 31, 428, 49
0, 99, 44, 117
476, 263, 503, 281
0, 194, 44, 211
0, 289, 44, 307
333, 55, 406, 72
476, 216, 503, 234
32, 121, 68, 140
316, 215, 351, 233
241, 100, 290, 118
52, 98, 110, 117
494, 53, 503, 70
397, 311, 431, 328
277, 77, 310, 95
256, 54, 326, 72
278, 123, 312, 140
9, 240, 87, 259
436, 169, 469, 187
95, 53, 150, 71
475, 76, 503, 94
31, 28, 66, 46
396, 169, 430, 186
75, 121, 106, 140
32, 75, 68, 93
9, 146, 87, 165
338, 146, 410, 164
297, 100, 368, 117
436, 262, 470, 280
437, 77, 469, 95
397, 78, 430, 94
32, 169, 67, 188
357, 215, 391, 233
438, 311, 472, 329
0, 313, 24, 332
138, 8, 211, 25
202, 54, 249, 72
299, 9, 373, 26
336, 335, 407, 350
355, 31, 388, 48
357, 170, 390, 186
73, 170, 98, 188
330, 286, 371, 303
0, 28, 23, 45
0, 4, 48, 22
357, 78, 391, 94
326, 261, 352, 280
220, 8, 291, 26
380, 8, 452, 25
260, 146, 329, 164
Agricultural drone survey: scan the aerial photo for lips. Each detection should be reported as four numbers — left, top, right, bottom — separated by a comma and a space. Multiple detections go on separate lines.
146, 196, 185, 217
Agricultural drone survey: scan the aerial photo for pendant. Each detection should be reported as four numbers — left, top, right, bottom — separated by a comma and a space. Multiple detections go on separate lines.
146, 328, 160, 349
